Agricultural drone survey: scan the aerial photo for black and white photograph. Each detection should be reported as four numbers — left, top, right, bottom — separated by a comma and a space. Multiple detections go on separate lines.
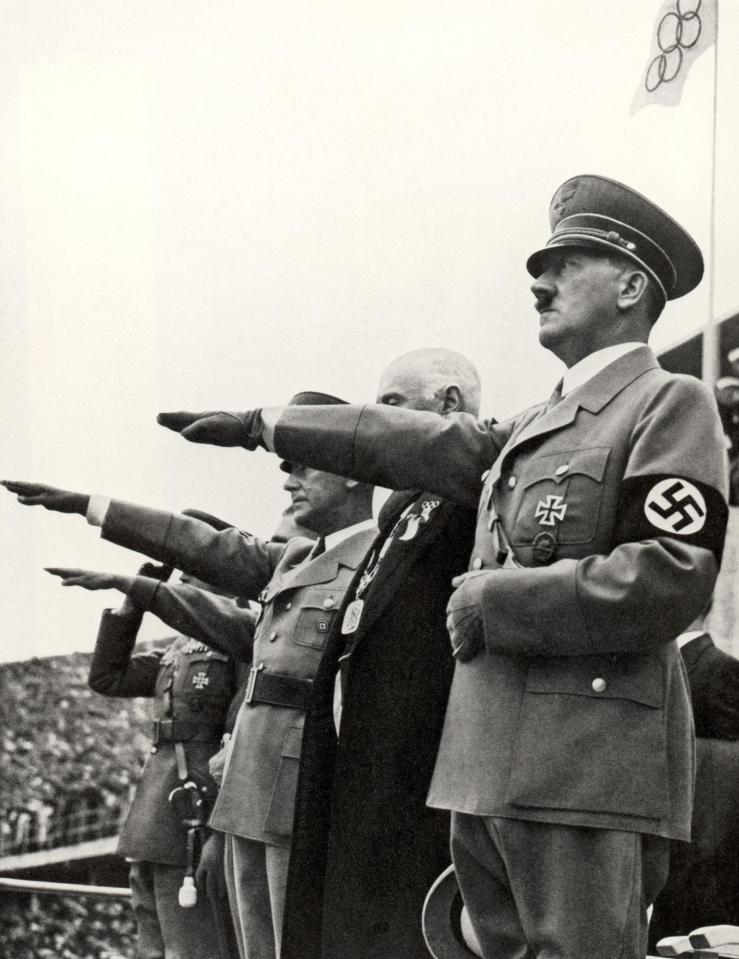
1, 2, 738, 957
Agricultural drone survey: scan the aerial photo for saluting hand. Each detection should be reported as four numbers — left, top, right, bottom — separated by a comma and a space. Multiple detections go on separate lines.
446, 571, 488, 662
157, 410, 264, 449
1, 480, 89, 515
45, 567, 133, 592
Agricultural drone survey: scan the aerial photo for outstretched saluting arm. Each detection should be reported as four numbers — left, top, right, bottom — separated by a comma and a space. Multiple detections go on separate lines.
47, 566, 257, 663
157, 404, 508, 508
2, 480, 284, 600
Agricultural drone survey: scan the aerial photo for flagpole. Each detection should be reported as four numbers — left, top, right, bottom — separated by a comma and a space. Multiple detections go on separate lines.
701, 0, 720, 385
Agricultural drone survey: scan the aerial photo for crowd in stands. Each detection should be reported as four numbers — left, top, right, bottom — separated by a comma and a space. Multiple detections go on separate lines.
0, 649, 156, 856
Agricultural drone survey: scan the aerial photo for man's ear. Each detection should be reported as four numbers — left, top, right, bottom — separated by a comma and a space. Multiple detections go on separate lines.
617, 268, 650, 312
441, 384, 463, 414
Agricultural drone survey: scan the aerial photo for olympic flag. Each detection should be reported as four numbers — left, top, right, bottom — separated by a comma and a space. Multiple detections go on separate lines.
630, 0, 717, 114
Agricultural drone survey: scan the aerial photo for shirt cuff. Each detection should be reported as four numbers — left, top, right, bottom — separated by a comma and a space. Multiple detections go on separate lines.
86, 495, 112, 527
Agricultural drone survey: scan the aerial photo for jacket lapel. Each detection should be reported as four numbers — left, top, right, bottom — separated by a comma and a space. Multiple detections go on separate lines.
274, 527, 376, 596
494, 346, 659, 477
344, 495, 452, 645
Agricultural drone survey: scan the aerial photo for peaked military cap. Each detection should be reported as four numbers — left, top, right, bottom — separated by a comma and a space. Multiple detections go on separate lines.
280, 390, 348, 473
526, 174, 704, 301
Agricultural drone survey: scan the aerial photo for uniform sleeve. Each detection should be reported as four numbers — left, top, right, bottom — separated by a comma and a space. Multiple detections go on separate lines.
477, 376, 729, 656
128, 577, 257, 663
274, 403, 508, 508
88, 607, 163, 697
100, 500, 285, 599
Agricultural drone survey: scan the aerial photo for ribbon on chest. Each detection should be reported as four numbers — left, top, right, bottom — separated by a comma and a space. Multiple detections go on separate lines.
341, 497, 440, 635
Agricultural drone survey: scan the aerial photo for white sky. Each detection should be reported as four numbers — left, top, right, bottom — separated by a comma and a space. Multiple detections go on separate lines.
2, 0, 738, 663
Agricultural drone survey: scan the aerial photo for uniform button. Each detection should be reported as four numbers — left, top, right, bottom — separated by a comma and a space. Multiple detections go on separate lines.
472, 557, 483, 570
150, 746, 157, 755
323, 597, 335, 609
269, 631, 278, 642
285, 602, 292, 610
555, 464, 569, 476
591, 678, 607, 693
507, 476, 517, 489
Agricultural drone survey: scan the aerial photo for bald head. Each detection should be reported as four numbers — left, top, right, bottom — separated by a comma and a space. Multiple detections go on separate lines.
376, 348, 481, 416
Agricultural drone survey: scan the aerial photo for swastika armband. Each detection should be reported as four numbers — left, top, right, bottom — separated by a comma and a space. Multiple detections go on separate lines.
615, 474, 728, 560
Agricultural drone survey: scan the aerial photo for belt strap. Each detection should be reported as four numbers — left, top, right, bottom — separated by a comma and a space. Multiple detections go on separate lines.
152, 719, 224, 744
245, 663, 313, 710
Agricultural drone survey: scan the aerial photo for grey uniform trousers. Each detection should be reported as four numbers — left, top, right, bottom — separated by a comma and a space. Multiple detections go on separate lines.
224, 833, 291, 959
451, 812, 670, 959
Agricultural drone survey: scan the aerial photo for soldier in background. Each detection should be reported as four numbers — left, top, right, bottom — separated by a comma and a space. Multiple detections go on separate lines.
49, 510, 253, 959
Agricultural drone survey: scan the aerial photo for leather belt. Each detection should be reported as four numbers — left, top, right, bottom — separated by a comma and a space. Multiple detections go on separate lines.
244, 663, 313, 710
151, 719, 224, 744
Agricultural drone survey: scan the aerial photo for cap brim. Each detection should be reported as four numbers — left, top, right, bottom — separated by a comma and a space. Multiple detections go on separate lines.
526, 238, 668, 302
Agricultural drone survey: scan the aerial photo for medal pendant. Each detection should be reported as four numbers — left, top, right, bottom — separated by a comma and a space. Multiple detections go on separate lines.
341, 599, 364, 635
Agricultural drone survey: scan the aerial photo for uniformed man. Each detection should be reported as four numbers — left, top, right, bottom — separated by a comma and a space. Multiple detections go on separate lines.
45, 504, 318, 959
61, 540, 252, 959
2, 394, 377, 959
153, 175, 730, 958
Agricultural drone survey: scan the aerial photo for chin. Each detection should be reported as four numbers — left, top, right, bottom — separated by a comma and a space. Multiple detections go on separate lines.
538, 325, 556, 350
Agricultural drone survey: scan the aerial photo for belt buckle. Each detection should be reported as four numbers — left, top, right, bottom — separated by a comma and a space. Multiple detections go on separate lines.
245, 663, 265, 705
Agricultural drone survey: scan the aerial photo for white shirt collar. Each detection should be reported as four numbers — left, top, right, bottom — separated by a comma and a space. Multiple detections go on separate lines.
561, 343, 644, 397
676, 629, 706, 649
324, 517, 376, 553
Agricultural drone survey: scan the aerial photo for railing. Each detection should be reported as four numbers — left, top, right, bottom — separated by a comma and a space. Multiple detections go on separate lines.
0, 803, 127, 858
0, 877, 131, 899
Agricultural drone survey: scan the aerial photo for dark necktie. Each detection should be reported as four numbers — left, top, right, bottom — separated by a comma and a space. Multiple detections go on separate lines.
545, 379, 564, 412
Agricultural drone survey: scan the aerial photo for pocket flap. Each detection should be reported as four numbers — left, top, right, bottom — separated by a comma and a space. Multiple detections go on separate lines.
521, 447, 610, 489
526, 654, 663, 708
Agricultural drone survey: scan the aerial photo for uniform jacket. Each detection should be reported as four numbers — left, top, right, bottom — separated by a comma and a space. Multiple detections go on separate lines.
274, 346, 729, 840
88, 586, 249, 865
281, 491, 477, 959
98, 501, 377, 847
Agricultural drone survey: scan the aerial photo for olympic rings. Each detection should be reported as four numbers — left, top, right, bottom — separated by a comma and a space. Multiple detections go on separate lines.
645, 0, 703, 92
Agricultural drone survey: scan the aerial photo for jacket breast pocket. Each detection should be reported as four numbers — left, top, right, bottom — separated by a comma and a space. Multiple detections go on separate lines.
180, 653, 234, 705
292, 590, 339, 650
263, 724, 304, 837
506, 654, 669, 820
511, 447, 610, 546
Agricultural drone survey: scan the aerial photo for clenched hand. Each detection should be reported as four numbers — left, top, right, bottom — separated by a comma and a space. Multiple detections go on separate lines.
446, 570, 489, 662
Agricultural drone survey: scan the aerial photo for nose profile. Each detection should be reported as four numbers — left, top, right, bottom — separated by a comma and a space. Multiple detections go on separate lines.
283, 472, 300, 492
531, 272, 554, 303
